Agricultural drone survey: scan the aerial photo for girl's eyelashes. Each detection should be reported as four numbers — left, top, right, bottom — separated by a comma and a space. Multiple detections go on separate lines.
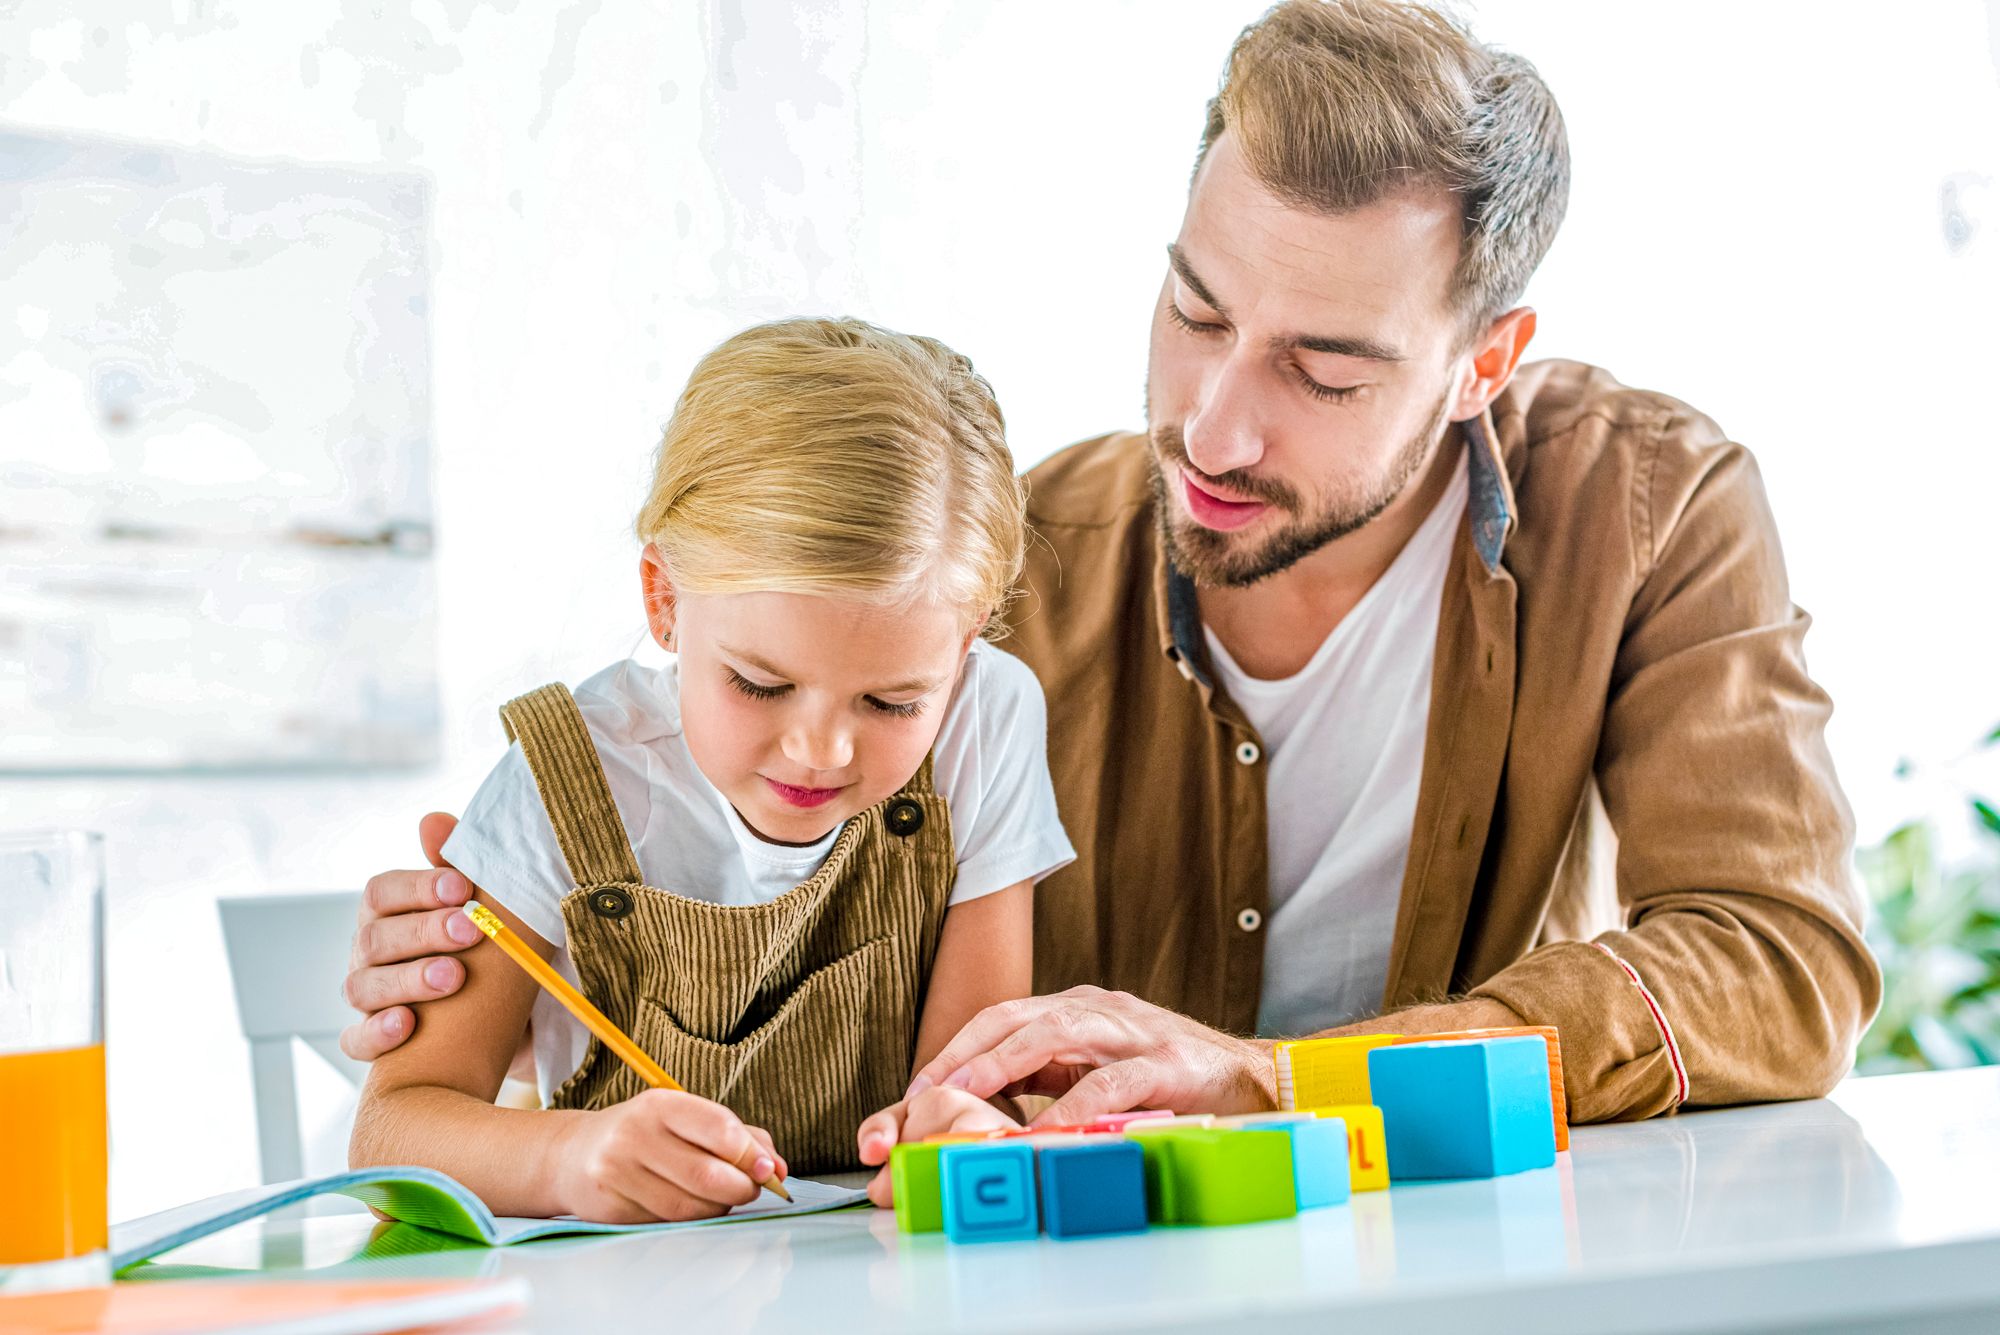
725, 669, 789, 701
726, 667, 927, 720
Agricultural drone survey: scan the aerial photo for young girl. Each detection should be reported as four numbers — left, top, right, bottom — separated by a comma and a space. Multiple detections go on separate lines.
351, 319, 1069, 1222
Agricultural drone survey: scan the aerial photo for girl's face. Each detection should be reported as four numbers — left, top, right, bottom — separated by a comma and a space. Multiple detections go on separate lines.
645, 555, 975, 846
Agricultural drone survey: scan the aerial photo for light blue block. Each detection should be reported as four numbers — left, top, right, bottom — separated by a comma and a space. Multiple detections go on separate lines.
940, 1143, 1040, 1243
1278, 1116, 1351, 1209
1367, 1037, 1556, 1180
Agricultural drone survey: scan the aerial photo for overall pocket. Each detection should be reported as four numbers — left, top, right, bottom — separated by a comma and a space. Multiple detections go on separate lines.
582, 937, 915, 1175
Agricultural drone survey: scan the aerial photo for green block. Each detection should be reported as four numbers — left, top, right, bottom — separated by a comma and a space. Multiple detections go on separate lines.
891, 1142, 946, 1234
1127, 1125, 1199, 1224
1163, 1128, 1298, 1226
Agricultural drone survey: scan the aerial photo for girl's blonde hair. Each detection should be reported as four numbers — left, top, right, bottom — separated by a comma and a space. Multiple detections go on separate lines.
636, 318, 1026, 634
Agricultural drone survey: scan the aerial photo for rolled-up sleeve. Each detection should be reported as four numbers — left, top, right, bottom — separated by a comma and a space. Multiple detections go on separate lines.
1474, 428, 1880, 1122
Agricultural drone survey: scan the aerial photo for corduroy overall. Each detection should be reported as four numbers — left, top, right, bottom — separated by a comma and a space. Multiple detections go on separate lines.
498, 683, 956, 1174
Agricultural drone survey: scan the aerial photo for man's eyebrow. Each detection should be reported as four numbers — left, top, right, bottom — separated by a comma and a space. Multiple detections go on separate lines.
719, 644, 941, 697
1170, 243, 1403, 363
1282, 332, 1405, 363
1166, 244, 1228, 317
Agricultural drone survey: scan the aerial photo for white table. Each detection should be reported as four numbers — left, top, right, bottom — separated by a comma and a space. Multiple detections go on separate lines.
145, 1068, 2000, 1333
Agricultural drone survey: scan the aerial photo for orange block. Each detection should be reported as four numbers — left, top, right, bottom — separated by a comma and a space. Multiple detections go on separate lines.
1393, 1026, 1568, 1152
1304, 1103, 1389, 1192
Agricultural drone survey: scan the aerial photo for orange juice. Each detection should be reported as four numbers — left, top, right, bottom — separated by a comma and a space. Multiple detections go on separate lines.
0, 1043, 107, 1263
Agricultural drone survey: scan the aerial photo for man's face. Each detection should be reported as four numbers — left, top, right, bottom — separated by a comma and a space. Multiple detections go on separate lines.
1146, 133, 1468, 587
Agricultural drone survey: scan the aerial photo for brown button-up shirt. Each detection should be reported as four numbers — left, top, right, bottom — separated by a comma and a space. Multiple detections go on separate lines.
1007, 359, 1881, 1124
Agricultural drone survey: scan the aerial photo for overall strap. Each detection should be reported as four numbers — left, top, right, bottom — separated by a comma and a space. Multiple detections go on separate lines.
498, 684, 643, 889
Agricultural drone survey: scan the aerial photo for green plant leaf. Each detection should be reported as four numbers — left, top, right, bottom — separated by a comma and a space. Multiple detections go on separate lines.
1974, 798, 2000, 838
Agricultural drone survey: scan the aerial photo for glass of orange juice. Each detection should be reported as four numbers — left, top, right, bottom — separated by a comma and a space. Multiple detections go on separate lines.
0, 829, 109, 1293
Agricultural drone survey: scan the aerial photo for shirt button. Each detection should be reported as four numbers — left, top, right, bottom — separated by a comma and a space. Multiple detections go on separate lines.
1236, 907, 1262, 933
1234, 740, 1261, 766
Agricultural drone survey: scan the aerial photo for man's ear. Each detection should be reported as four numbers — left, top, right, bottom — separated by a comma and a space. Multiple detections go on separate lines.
639, 545, 679, 650
1448, 307, 1537, 422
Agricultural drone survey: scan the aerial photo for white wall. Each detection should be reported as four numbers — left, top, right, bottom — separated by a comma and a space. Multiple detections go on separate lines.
1, 0, 1994, 1219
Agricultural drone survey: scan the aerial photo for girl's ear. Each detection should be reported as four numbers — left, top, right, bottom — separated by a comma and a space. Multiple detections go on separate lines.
960, 612, 991, 654
640, 545, 679, 650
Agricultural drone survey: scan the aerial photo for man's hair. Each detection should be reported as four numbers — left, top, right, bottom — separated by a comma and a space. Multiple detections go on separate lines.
1199, 0, 1570, 329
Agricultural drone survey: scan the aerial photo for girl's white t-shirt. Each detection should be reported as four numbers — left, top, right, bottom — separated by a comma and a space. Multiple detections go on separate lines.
442, 638, 1075, 1103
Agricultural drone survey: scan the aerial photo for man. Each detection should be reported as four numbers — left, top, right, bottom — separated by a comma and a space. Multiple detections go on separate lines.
342, 0, 1878, 1128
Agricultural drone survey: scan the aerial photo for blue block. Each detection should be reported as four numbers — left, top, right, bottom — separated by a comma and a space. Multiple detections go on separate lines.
1275, 1116, 1351, 1209
1367, 1037, 1556, 1180
940, 1143, 1039, 1243
1036, 1141, 1148, 1239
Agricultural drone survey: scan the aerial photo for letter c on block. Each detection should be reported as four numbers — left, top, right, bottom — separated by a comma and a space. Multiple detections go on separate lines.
974, 1174, 1009, 1208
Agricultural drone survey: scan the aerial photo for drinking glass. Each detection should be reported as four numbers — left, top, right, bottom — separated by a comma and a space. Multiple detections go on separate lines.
0, 829, 109, 1293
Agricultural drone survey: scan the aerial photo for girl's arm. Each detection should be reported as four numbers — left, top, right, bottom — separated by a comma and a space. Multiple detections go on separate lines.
350, 891, 781, 1222
909, 878, 1034, 1073
854, 879, 1034, 1199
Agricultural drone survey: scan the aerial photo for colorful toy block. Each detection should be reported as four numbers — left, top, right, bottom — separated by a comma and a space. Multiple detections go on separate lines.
1150, 1128, 1298, 1226
1035, 1140, 1148, 1238
1367, 1037, 1556, 1180
1271, 1034, 1401, 1110
1214, 1111, 1316, 1129
1269, 1116, 1350, 1210
890, 1141, 945, 1234
1122, 1114, 1215, 1132
1125, 1126, 1189, 1224
1393, 1026, 1569, 1151
1085, 1110, 1174, 1133
1306, 1103, 1389, 1192
939, 1143, 1040, 1243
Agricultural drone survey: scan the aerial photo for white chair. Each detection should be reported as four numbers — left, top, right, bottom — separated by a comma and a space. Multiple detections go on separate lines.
217, 891, 369, 1184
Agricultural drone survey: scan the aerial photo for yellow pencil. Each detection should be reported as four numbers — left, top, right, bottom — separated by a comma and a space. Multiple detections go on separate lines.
462, 901, 791, 1202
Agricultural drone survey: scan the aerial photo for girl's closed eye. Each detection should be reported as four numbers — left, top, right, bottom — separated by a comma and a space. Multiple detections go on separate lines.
725, 668, 789, 702
727, 666, 926, 720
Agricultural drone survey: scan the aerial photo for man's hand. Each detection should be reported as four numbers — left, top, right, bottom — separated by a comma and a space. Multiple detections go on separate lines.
338, 812, 483, 1062
901, 986, 1277, 1127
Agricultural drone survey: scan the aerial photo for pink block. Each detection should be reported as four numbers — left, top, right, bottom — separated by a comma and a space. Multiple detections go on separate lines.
1085, 1110, 1175, 1133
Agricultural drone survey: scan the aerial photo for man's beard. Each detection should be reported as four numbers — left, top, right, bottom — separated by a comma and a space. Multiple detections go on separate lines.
1146, 399, 1449, 589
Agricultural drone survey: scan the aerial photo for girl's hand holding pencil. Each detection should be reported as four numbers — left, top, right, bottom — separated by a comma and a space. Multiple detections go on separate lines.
461, 901, 791, 1220
551, 1088, 787, 1224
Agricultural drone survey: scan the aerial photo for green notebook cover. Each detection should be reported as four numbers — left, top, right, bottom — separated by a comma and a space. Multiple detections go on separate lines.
108, 1166, 867, 1275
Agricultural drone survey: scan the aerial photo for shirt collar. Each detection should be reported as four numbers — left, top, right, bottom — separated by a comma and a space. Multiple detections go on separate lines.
1154, 408, 1516, 689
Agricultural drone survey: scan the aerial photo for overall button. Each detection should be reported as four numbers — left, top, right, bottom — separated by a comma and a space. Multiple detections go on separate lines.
1236, 907, 1263, 933
1234, 740, 1261, 766
885, 798, 926, 838
588, 887, 634, 920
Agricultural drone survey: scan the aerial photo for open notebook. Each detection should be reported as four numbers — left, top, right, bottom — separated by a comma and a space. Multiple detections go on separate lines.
110, 1166, 867, 1274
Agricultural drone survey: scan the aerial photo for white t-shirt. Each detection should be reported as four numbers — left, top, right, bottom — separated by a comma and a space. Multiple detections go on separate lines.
443, 638, 1075, 1103
1204, 450, 1469, 1038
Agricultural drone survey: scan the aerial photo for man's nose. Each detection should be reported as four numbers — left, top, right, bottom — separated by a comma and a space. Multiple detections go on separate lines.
784, 716, 854, 774
1182, 355, 1267, 478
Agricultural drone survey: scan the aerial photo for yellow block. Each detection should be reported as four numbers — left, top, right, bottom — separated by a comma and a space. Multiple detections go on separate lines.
1307, 1103, 1390, 1193
1271, 1034, 1400, 1110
